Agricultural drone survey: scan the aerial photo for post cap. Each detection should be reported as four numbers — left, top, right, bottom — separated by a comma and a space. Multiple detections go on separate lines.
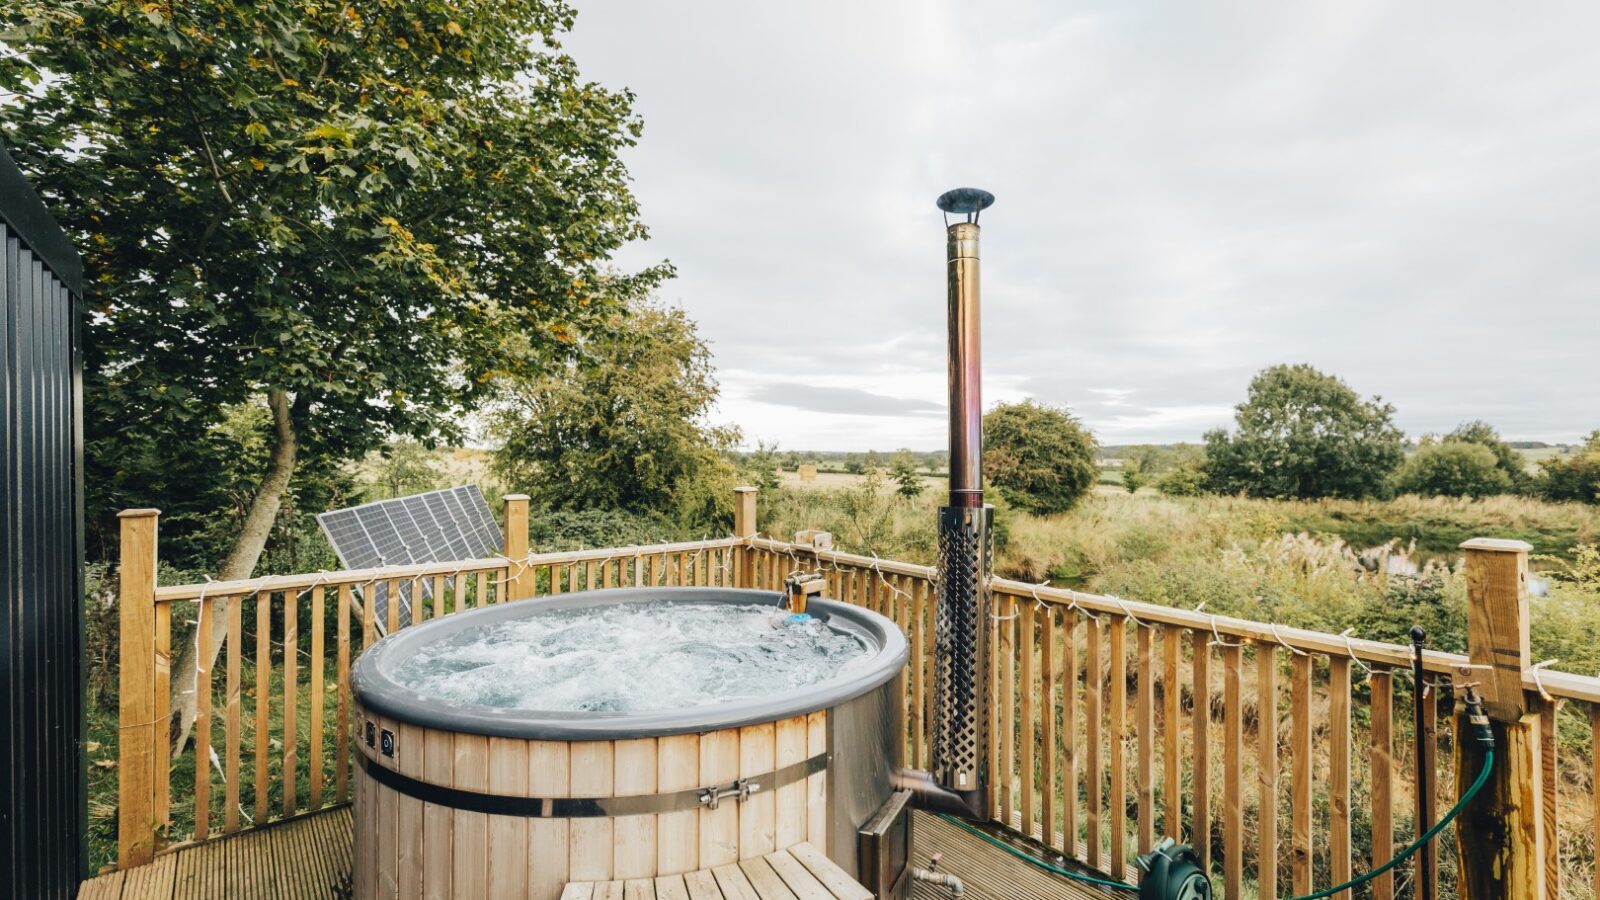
117, 508, 161, 518
734, 485, 758, 494
1459, 537, 1534, 553
502, 494, 531, 502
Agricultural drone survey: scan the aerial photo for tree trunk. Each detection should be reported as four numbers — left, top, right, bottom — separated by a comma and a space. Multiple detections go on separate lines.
167, 389, 299, 755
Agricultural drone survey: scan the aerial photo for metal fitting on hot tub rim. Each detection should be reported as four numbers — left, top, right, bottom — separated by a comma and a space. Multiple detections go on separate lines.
350, 587, 909, 741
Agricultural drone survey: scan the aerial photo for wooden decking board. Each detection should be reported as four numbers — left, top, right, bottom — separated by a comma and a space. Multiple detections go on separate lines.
81, 805, 1118, 900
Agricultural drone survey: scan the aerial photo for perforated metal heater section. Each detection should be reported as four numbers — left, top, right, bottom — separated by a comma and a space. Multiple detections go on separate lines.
930, 505, 993, 793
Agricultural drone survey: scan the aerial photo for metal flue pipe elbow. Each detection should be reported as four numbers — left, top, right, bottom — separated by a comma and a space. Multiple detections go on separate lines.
898, 188, 996, 821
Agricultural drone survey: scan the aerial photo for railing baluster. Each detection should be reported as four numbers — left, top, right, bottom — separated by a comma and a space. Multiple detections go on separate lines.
911, 579, 927, 771
1136, 624, 1154, 856
194, 596, 214, 841
154, 600, 171, 840
1021, 599, 1037, 839
225, 595, 242, 833
1042, 605, 1058, 852
1257, 644, 1280, 899
1540, 699, 1560, 894
1163, 626, 1180, 843
310, 585, 325, 810
432, 575, 445, 618
1222, 643, 1242, 898
1329, 656, 1352, 900
1086, 614, 1103, 868
1110, 616, 1127, 878
283, 587, 298, 816
336, 584, 351, 805
1001, 593, 1017, 831
386, 579, 400, 631
1291, 654, 1314, 895
1371, 670, 1394, 900
1592, 703, 1600, 900
1191, 629, 1211, 877
1063, 609, 1079, 859
255, 592, 271, 823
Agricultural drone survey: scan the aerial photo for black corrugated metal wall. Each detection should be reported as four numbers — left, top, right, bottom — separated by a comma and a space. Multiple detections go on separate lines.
0, 141, 86, 899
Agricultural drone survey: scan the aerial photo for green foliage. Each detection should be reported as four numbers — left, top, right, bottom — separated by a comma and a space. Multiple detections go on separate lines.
982, 400, 1098, 515
1396, 440, 1513, 497
743, 441, 783, 494
1157, 461, 1209, 497
1534, 431, 1600, 504
361, 440, 446, 502
490, 301, 739, 531
526, 508, 668, 551
843, 454, 866, 475
1120, 458, 1148, 494
1204, 364, 1404, 499
2, 0, 663, 564
890, 450, 925, 499
1445, 420, 1527, 488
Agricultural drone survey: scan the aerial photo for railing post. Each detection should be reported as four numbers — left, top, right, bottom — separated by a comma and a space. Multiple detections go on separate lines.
117, 508, 161, 868
733, 486, 757, 588
1456, 537, 1546, 900
502, 494, 533, 601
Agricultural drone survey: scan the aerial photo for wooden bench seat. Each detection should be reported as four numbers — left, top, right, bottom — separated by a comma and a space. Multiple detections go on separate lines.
561, 842, 873, 900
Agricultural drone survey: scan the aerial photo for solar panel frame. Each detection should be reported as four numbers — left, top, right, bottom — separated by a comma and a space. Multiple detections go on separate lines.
317, 485, 504, 633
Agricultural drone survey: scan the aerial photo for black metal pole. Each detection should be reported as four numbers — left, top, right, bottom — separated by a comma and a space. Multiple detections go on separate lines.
1411, 625, 1435, 900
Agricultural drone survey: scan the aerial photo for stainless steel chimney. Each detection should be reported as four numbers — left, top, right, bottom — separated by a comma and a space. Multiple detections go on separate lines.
894, 188, 995, 819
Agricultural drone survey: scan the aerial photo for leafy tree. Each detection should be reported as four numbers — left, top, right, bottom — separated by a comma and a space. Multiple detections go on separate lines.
1120, 459, 1148, 494
1204, 364, 1404, 499
890, 450, 925, 499
742, 441, 783, 494
491, 301, 740, 528
982, 400, 1099, 515
1395, 440, 1512, 497
3, 0, 663, 739
865, 449, 884, 472
1534, 431, 1600, 504
363, 440, 445, 502
1157, 462, 1209, 497
844, 454, 866, 475
1445, 420, 1527, 489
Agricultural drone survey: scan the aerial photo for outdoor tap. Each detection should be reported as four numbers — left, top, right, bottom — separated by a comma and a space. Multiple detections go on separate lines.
781, 572, 825, 615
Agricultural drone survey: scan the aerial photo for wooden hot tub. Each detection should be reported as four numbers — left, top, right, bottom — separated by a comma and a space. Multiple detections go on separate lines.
350, 587, 907, 900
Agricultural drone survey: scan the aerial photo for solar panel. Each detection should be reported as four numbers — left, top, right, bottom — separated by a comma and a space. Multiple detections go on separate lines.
317, 485, 503, 633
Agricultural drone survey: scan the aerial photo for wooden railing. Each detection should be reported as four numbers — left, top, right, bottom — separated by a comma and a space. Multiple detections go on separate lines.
114, 487, 1600, 900
745, 530, 1600, 900
115, 496, 744, 868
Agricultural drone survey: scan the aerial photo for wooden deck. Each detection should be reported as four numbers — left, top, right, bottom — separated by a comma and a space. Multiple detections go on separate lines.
79, 806, 1117, 899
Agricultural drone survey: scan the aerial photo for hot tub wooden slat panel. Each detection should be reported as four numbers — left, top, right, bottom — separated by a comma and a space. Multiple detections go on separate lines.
613, 739, 658, 879
737, 724, 777, 859
530, 740, 572, 900
569, 741, 615, 882
559, 884, 593, 900
657, 734, 699, 874
453, 732, 490, 900
488, 736, 530, 898
624, 878, 655, 900
377, 773, 399, 897
774, 718, 807, 850
398, 722, 425, 900
804, 713, 826, 849
422, 728, 454, 900
698, 731, 739, 868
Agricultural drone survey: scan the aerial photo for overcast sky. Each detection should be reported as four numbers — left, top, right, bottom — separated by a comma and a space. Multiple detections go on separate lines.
563, 1, 1600, 451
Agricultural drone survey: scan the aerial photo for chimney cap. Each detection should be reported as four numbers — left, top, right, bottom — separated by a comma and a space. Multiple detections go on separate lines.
936, 187, 995, 215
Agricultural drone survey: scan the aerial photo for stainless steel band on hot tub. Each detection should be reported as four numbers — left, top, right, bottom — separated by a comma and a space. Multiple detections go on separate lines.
356, 750, 829, 818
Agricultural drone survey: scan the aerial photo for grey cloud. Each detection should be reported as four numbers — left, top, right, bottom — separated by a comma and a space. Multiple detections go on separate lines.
570, 1, 1600, 449
745, 383, 944, 417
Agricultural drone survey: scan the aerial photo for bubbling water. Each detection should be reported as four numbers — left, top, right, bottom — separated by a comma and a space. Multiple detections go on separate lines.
390, 601, 873, 713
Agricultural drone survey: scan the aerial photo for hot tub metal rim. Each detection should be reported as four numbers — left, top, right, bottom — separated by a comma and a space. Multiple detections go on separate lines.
351, 586, 910, 741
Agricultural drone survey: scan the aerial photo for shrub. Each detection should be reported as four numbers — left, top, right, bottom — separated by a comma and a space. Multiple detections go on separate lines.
982, 400, 1098, 515
1396, 440, 1513, 497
